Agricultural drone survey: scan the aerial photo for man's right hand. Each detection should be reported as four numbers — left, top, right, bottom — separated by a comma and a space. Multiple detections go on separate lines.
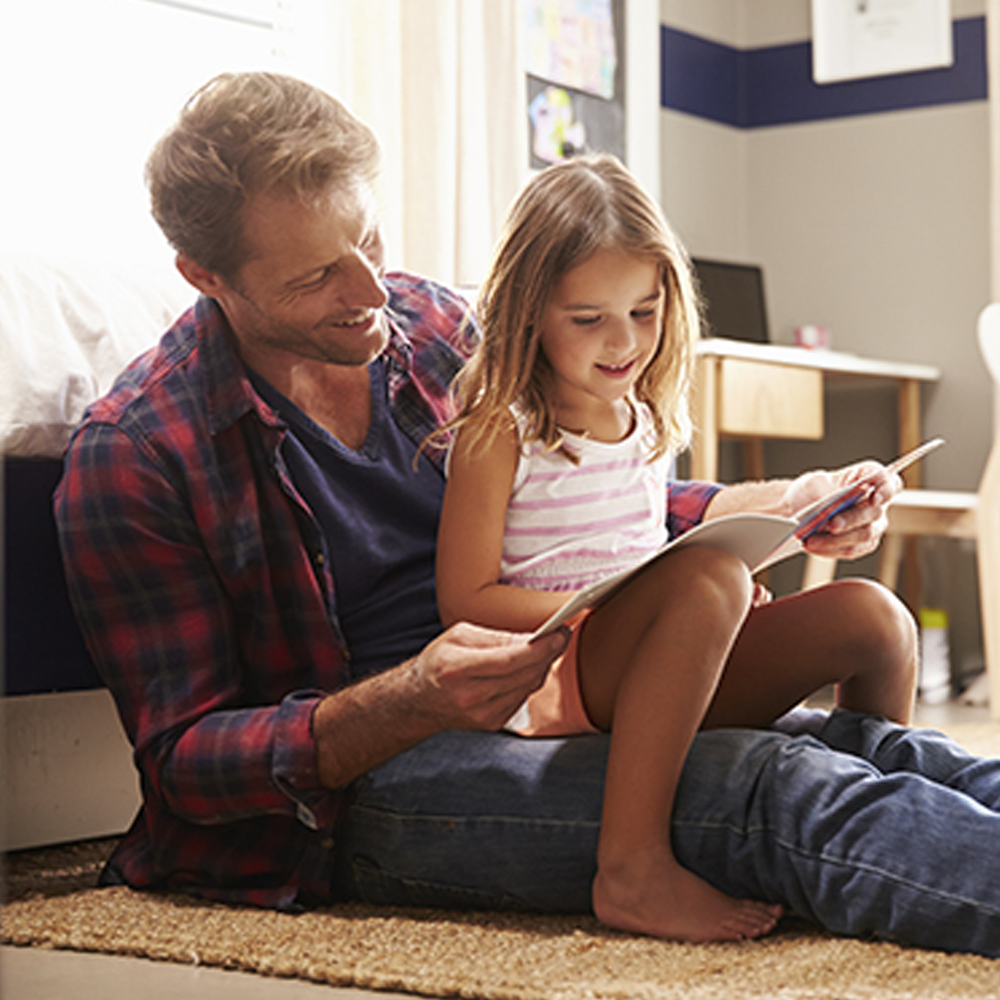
313, 623, 568, 789
407, 621, 569, 732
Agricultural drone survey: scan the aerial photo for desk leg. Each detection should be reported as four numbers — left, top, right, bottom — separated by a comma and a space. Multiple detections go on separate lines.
691, 357, 718, 481
897, 379, 922, 487
897, 378, 923, 610
743, 439, 765, 481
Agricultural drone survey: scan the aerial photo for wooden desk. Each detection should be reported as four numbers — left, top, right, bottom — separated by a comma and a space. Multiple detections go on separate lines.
691, 338, 942, 484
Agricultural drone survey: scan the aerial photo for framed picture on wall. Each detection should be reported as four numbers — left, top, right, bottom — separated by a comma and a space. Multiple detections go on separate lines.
525, 0, 625, 168
811, 0, 953, 84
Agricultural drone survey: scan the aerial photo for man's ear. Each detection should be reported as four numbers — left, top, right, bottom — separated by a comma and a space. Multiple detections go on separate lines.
175, 253, 227, 298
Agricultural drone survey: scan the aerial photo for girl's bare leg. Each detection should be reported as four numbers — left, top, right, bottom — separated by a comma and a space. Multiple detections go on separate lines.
702, 578, 918, 730
578, 547, 783, 943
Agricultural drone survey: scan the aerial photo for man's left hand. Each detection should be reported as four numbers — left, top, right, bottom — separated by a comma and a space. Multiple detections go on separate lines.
783, 461, 902, 561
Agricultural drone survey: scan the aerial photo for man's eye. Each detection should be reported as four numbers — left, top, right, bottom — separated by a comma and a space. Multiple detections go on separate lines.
298, 269, 333, 291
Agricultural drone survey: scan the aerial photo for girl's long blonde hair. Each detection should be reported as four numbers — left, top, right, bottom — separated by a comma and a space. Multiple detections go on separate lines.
449, 154, 701, 462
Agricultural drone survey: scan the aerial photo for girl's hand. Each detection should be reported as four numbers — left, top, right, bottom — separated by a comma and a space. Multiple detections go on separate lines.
751, 582, 773, 606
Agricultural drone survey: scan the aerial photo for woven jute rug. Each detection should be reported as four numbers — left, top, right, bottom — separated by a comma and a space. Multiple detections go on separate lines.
4, 721, 1000, 1000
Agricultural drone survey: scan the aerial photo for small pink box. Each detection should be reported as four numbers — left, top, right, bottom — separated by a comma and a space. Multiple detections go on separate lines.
795, 325, 830, 350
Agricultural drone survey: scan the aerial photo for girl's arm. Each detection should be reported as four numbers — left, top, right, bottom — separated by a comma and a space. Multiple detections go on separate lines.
437, 423, 572, 632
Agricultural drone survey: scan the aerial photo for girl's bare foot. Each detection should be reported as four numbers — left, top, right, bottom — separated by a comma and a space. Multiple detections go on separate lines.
592, 850, 782, 943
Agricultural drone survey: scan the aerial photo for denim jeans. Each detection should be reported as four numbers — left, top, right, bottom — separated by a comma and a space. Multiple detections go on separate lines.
336, 709, 1000, 957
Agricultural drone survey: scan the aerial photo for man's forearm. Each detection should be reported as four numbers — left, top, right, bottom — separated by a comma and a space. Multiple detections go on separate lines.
312, 657, 439, 789
311, 622, 568, 790
704, 478, 795, 520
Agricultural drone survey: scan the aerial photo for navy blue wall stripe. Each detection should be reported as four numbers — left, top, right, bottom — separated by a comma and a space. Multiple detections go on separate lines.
660, 27, 741, 126
661, 16, 987, 129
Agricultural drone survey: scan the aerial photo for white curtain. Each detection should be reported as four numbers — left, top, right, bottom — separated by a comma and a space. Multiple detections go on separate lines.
0, 0, 527, 287
338, 0, 529, 288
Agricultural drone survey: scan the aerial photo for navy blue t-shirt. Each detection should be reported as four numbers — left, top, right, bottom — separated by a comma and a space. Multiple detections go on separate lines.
250, 361, 445, 679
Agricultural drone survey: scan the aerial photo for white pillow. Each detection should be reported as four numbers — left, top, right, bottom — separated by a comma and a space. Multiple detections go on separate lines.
0, 253, 191, 457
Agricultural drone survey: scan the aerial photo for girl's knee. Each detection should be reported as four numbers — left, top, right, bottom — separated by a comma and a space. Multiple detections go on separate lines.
656, 546, 754, 620
834, 578, 918, 667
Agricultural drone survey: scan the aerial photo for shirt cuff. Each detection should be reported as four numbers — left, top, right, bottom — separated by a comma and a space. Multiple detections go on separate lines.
272, 690, 339, 831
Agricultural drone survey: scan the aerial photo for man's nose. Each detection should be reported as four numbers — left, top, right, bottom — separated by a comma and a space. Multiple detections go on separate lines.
343, 251, 389, 309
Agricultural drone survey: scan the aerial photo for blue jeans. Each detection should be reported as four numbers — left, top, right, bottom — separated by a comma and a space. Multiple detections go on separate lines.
336, 709, 1000, 956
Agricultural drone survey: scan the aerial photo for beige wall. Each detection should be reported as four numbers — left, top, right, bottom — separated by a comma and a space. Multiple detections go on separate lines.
748, 105, 990, 479
659, 0, 992, 677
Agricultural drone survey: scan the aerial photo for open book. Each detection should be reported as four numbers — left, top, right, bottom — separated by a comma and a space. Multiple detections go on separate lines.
530, 437, 944, 639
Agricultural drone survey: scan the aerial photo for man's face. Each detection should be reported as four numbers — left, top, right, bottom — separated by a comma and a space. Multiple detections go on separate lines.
218, 182, 391, 372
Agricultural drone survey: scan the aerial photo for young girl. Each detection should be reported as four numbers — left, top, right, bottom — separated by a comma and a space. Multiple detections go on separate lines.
436, 154, 916, 944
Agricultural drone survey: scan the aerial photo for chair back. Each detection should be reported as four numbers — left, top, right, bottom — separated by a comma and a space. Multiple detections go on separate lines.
978, 303, 1000, 404
978, 307, 1000, 502
975, 307, 1000, 689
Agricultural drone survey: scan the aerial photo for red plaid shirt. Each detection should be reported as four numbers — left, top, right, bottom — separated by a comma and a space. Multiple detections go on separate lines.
54, 273, 719, 909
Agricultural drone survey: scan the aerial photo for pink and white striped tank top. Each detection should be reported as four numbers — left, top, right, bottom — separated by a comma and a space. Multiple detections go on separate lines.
499, 405, 671, 592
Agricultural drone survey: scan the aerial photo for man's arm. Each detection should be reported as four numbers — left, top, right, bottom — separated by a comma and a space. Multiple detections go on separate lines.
703, 460, 902, 561
312, 623, 568, 788
55, 421, 330, 824
57, 421, 569, 809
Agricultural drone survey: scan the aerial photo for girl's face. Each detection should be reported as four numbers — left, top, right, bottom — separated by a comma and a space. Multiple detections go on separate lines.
539, 248, 663, 438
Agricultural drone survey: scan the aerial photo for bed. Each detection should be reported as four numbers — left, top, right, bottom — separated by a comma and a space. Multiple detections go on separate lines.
1, 252, 190, 849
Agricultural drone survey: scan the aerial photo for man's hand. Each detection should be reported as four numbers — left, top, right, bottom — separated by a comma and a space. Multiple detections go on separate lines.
407, 622, 569, 732
313, 623, 568, 789
783, 461, 902, 561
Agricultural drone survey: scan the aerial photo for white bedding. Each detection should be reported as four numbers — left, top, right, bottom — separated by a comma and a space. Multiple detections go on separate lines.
0, 253, 191, 457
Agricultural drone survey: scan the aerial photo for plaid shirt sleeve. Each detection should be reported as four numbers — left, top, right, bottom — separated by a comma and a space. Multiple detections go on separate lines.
665, 479, 723, 539
56, 419, 327, 828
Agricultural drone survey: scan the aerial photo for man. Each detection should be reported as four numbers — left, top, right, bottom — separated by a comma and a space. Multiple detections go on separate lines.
56, 72, 1000, 955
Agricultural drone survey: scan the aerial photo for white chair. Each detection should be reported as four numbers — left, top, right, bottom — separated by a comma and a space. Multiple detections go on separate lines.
877, 304, 1000, 718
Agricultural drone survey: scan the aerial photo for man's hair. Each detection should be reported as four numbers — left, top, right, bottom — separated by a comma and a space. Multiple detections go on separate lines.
448, 153, 700, 462
146, 72, 380, 280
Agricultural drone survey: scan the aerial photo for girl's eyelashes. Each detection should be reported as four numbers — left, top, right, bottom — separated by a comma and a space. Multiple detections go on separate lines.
573, 310, 657, 324
565, 297, 661, 328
